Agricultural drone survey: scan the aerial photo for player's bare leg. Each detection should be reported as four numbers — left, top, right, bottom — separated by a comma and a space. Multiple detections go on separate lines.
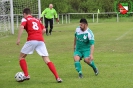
84, 58, 99, 76
42, 56, 62, 83
74, 56, 83, 78
19, 53, 30, 80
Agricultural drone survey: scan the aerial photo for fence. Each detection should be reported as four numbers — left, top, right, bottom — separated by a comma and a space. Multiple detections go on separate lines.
59, 12, 133, 24
8, 12, 133, 30
1, 11, 133, 35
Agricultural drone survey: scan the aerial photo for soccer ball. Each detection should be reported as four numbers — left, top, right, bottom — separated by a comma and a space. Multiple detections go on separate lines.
15, 72, 24, 82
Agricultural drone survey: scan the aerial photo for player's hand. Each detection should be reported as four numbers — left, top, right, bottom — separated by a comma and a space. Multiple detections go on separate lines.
16, 39, 20, 45
56, 18, 59, 22
40, 17, 43, 21
89, 54, 93, 60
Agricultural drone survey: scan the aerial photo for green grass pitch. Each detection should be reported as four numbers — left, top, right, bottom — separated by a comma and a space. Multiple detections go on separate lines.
0, 22, 133, 88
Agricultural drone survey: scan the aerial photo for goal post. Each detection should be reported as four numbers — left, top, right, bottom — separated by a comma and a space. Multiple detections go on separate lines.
10, 0, 14, 34
38, 0, 41, 18
0, 0, 41, 35
0, 0, 12, 36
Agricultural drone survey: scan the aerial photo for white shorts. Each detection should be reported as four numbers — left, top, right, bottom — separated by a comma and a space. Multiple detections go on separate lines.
21, 40, 49, 56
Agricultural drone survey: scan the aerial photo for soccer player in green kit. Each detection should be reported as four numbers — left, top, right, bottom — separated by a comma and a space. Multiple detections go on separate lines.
40, 4, 59, 36
73, 18, 99, 78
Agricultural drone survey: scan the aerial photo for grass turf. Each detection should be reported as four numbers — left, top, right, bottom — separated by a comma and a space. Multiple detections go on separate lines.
0, 22, 133, 88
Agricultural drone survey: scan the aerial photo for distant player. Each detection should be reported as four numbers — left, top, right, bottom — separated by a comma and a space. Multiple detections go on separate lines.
73, 18, 99, 78
40, 4, 59, 36
16, 8, 62, 83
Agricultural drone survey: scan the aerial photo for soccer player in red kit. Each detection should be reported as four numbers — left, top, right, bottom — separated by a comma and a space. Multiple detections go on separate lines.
16, 8, 62, 83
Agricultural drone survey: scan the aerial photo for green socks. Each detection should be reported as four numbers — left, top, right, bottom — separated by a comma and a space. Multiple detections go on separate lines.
88, 60, 97, 69
74, 61, 96, 74
74, 61, 82, 74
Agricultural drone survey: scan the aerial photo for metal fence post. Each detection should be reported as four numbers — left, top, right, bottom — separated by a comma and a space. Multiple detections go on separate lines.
66, 14, 67, 24
68, 14, 70, 23
117, 13, 119, 22
93, 14, 94, 23
97, 13, 99, 23
62, 14, 63, 24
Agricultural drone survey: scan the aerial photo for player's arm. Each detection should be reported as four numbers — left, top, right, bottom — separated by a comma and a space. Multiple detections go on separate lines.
16, 25, 24, 45
42, 28, 46, 34
88, 32, 95, 60
90, 44, 94, 60
74, 37, 76, 50
40, 21, 46, 34
41, 8, 47, 17
54, 9, 59, 22
40, 8, 47, 20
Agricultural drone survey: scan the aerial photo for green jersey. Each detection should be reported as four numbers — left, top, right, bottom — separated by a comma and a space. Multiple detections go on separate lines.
75, 27, 94, 51
41, 8, 58, 19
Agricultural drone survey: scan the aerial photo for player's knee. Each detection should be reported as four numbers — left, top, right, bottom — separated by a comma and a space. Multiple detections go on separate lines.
42, 56, 51, 64
50, 25, 53, 28
84, 58, 91, 64
74, 56, 80, 61
50, 26, 53, 29
19, 57, 25, 60
19, 53, 27, 60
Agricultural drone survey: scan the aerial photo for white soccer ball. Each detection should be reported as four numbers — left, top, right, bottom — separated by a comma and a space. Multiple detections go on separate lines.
15, 72, 24, 82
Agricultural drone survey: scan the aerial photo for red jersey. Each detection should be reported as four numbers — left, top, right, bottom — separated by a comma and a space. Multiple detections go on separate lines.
21, 16, 45, 41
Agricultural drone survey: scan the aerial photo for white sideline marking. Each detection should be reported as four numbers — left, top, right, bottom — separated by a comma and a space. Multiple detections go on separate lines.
115, 28, 133, 40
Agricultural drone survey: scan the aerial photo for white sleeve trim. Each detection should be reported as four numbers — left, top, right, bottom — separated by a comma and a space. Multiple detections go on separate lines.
88, 31, 94, 40
21, 18, 27, 22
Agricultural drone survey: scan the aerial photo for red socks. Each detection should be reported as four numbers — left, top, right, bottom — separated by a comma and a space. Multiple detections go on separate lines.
19, 60, 59, 79
47, 62, 59, 79
19, 59, 28, 76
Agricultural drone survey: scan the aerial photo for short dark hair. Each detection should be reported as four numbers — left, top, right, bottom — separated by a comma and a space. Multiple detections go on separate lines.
80, 18, 88, 24
23, 8, 31, 14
